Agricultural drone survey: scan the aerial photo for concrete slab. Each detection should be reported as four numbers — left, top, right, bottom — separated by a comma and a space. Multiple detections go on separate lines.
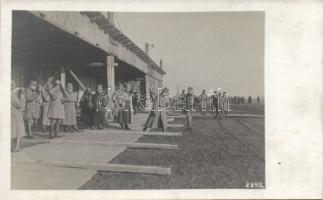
11, 113, 149, 189
11, 163, 96, 190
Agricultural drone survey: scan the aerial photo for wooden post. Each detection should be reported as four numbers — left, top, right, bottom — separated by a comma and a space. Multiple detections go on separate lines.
145, 73, 151, 110
60, 65, 66, 88
106, 55, 115, 95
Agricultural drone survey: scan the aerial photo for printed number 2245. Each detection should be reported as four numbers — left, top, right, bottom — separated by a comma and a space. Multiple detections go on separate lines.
245, 182, 264, 189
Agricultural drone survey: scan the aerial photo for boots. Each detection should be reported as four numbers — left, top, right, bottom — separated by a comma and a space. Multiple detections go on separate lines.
54, 123, 60, 138
49, 125, 54, 139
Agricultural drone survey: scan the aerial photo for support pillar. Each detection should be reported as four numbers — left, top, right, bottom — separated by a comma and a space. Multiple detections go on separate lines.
106, 55, 115, 121
106, 55, 115, 95
145, 74, 152, 110
60, 65, 66, 88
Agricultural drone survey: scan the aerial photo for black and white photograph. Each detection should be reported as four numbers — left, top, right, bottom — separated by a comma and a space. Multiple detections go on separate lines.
9, 10, 265, 190
1, 0, 322, 199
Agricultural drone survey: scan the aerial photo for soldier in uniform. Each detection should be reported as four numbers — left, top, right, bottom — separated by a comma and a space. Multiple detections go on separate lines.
222, 92, 229, 116
47, 79, 66, 139
210, 90, 219, 118
41, 83, 51, 132
63, 83, 79, 132
132, 91, 139, 115
112, 83, 122, 123
143, 87, 170, 132
183, 87, 195, 130
199, 89, 208, 115
80, 88, 93, 128
113, 83, 132, 130
92, 84, 107, 130
25, 80, 42, 137
11, 80, 26, 152
217, 92, 224, 120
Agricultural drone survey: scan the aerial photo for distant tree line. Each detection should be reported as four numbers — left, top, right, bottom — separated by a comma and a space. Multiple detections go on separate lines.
228, 96, 263, 104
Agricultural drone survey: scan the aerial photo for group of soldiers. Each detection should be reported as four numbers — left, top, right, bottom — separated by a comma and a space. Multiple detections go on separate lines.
175, 88, 230, 130
10, 77, 142, 152
11, 77, 231, 152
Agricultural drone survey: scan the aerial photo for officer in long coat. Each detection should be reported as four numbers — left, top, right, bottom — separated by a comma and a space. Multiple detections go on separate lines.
113, 83, 132, 130
80, 88, 93, 128
47, 79, 66, 139
25, 80, 42, 137
92, 84, 108, 130
63, 83, 79, 132
11, 80, 26, 152
143, 87, 170, 132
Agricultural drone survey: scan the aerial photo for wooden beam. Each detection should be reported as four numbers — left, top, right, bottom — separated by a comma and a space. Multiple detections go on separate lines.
167, 124, 184, 128
167, 118, 175, 122
25, 139, 178, 150
226, 114, 264, 118
13, 160, 171, 175
167, 115, 186, 119
86, 129, 182, 136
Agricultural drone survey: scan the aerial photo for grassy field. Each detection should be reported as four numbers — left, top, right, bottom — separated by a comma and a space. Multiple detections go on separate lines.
230, 103, 264, 115
80, 104, 265, 189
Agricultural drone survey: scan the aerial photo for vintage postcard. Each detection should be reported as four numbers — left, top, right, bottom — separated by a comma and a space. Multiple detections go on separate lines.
0, 0, 322, 199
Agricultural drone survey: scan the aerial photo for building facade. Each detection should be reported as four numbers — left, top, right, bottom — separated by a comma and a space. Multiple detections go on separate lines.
12, 11, 165, 99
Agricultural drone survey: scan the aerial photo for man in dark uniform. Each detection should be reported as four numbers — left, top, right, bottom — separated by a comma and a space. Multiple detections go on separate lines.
92, 84, 108, 130
210, 90, 219, 119
80, 88, 94, 128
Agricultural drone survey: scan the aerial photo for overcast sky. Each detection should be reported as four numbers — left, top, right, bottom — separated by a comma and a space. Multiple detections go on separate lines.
116, 12, 264, 97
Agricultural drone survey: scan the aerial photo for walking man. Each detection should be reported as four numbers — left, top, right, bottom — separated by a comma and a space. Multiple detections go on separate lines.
143, 87, 170, 132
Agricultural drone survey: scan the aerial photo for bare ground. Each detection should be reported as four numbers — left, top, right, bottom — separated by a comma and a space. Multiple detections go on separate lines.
80, 116, 265, 189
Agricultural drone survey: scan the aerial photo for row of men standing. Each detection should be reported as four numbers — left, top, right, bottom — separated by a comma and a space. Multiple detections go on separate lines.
17, 79, 137, 138
80, 82, 135, 130
178, 89, 230, 117
24, 79, 79, 138
11, 78, 138, 151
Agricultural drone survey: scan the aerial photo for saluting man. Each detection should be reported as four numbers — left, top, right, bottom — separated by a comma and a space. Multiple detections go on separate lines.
63, 83, 79, 132
47, 79, 66, 139
41, 82, 51, 132
25, 80, 42, 137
